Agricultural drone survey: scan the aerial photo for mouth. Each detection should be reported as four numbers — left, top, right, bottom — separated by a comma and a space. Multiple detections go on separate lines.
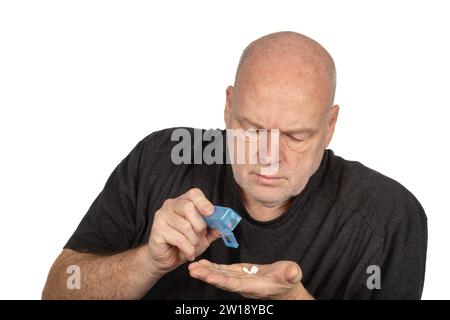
254, 173, 283, 186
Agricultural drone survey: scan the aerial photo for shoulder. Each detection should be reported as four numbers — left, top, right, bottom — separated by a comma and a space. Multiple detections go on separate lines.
139, 127, 194, 150
139, 127, 222, 153
325, 150, 427, 237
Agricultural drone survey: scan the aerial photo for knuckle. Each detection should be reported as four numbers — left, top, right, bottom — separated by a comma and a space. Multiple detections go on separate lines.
197, 223, 207, 233
173, 235, 182, 246
152, 217, 165, 232
186, 245, 195, 256
153, 208, 164, 220
162, 198, 173, 208
182, 201, 195, 213
180, 219, 192, 233
188, 188, 202, 198
150, 219, 164, 235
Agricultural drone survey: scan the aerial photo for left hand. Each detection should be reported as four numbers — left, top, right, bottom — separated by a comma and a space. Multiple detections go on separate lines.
188, 259, 313, 300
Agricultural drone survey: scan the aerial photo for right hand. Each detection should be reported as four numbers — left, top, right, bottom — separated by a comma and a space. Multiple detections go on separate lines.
146, 188, 222, 275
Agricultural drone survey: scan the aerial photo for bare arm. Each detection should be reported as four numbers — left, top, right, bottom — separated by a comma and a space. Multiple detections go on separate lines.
42, 188, 221, 300
42, 246, 161, 299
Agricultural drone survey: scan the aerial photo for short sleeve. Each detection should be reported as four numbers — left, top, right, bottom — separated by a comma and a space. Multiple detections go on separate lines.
64, 137, 149, 254
347, 204, 428, 299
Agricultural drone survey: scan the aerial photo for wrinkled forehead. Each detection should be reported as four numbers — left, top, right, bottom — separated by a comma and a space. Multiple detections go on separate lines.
233, 52, 332, 130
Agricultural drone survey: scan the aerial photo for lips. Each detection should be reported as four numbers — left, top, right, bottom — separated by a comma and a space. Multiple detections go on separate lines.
257, 174, 280, 179
254, 173, 283, 185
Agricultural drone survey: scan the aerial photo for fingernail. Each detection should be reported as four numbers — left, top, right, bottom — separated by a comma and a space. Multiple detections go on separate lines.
202, 204, 213, 215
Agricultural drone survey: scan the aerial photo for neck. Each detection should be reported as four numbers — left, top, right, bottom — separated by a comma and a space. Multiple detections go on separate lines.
239, 189, 294, 222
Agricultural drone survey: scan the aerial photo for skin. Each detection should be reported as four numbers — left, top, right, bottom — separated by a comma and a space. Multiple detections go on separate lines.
189, 32, 339, 299
42, 188, 221, 299
42, 31, 338, 300
227, 31, 338, 220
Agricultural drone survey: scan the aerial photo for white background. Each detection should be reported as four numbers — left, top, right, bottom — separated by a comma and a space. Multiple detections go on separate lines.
0, 0, 449, 299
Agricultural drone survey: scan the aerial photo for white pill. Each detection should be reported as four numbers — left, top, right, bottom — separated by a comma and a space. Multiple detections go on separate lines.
250, 266, 259, 274
242, 267, 253, 274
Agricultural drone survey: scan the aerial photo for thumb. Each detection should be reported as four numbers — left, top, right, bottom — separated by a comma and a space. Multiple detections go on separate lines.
284, 263, 302, 284
206, 228, 222, 244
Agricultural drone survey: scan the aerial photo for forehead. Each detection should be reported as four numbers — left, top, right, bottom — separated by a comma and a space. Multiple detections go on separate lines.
234, 65, 329, 130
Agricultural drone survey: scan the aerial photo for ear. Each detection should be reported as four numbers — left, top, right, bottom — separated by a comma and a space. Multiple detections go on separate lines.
224, 86, 234, 127
325, 104, 339, 148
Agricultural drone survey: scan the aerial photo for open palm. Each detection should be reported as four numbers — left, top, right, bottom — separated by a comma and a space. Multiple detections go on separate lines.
188, 259, 304, 299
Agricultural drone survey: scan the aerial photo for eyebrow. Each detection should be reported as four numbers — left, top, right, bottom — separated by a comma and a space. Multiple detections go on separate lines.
284, 128, 316, 135
241, 118, 316, 136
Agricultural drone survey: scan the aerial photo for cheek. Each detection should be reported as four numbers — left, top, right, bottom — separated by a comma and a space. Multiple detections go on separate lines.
283, 146, 323, 180
284, 157, 317, 194
290, 155, 315, 177
231, 164, 251, 182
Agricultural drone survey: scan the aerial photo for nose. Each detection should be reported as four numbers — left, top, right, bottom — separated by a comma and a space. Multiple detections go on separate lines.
257, 129, 280, 165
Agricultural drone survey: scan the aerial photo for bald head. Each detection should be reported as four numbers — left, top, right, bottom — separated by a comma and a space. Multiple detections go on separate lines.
234, 31, 336, 108
225, 31, 340, 209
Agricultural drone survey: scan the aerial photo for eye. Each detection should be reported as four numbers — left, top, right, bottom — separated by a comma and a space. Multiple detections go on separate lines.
244, 128, 259, 141
287, 135, 303, 142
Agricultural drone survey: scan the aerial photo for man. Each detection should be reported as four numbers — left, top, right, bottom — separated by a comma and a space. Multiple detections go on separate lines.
42, 31, 427, 299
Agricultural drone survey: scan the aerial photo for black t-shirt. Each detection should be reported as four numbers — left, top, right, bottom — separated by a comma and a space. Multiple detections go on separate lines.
64, 127, 428, 299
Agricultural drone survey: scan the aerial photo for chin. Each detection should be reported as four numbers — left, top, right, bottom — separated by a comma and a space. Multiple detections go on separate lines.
246, 185, 292, 206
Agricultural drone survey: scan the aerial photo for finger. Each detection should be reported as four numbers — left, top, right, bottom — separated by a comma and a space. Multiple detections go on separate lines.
161, 222, 196, 261
188, 262, 274, 296
189, 262, 231, 280
164, 212, 200, 246
188, 262, 223, 276
189, 266, 243, 293
180, 188, 214, 216
189, 261, 247, 280
205, 229, 222, 244
197, 259, 246, 273
284, 263, 302, 284
173, 199, 208, 235
197, 259, 214, 266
